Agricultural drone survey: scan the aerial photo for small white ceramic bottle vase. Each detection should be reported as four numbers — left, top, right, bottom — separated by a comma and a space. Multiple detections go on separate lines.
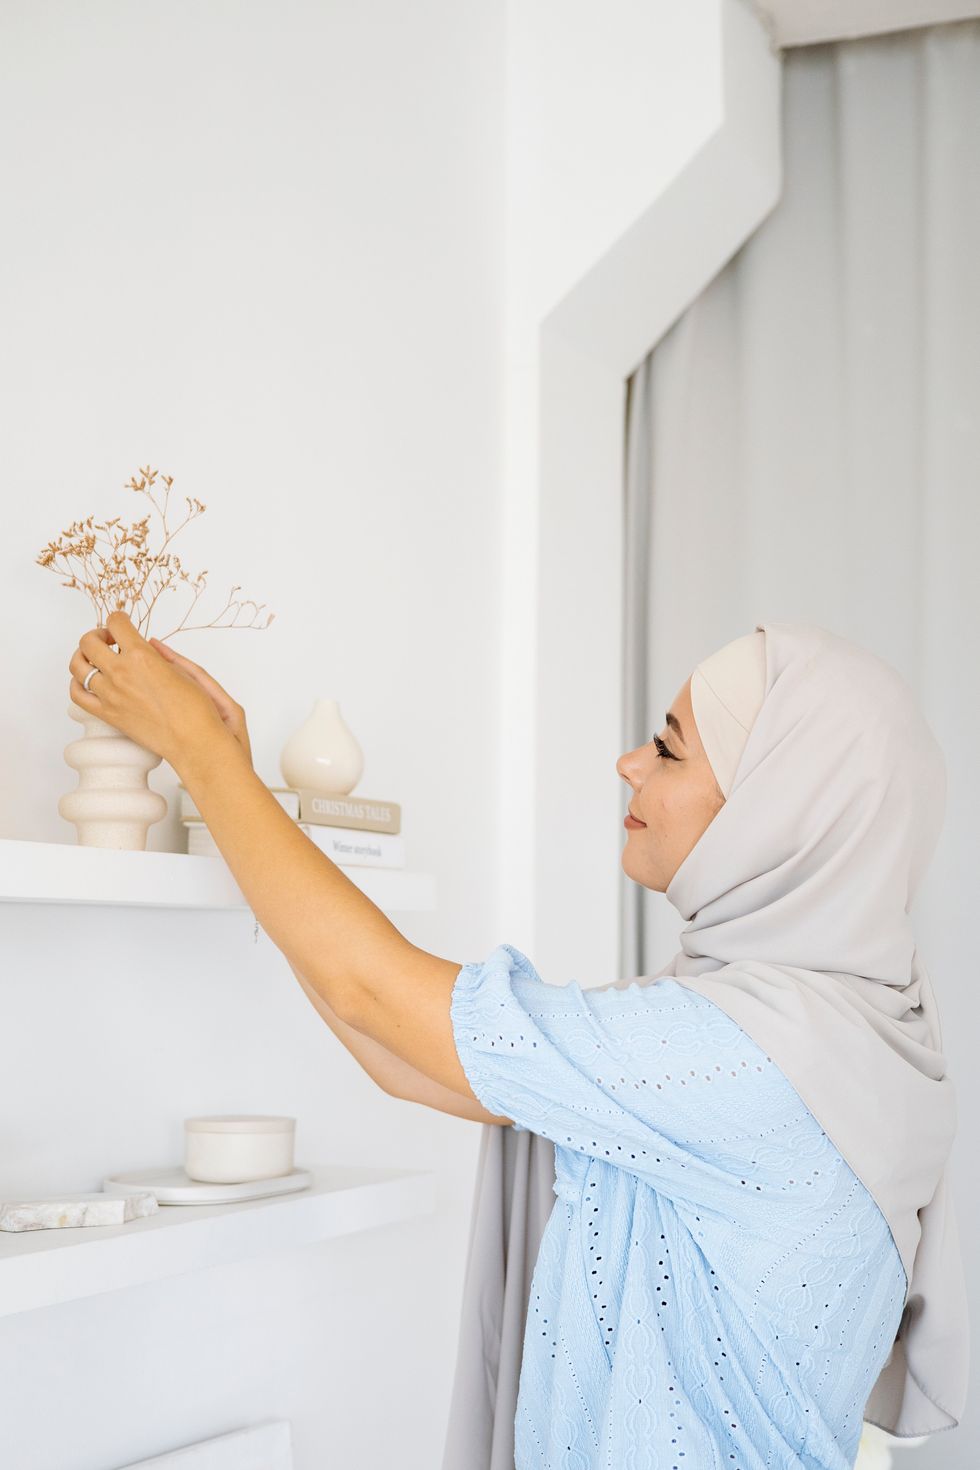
280, 698, 364, 795
58, 703, 168, 850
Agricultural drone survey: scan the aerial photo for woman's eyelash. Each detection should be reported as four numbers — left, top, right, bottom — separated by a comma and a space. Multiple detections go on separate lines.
652, 734, 678, 761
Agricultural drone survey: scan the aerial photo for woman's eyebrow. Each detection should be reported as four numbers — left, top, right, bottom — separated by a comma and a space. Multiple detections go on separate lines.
665, 711, 687, 747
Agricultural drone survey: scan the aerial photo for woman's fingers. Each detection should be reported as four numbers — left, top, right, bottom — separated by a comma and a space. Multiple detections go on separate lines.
149, 639, 238, 716
148, 637, 253, 767
150, 637, 194, 668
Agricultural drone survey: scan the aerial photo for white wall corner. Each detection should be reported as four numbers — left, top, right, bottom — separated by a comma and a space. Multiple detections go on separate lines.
499, 0, 782, 980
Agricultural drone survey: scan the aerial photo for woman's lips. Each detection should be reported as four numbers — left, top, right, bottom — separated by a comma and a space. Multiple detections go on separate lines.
624, 813, 646, 828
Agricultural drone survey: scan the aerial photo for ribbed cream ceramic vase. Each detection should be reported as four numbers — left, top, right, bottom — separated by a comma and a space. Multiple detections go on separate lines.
58, 703, 168, 850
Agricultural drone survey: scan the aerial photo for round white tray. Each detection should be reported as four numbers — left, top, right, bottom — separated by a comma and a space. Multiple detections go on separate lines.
102, 1165, 313, 1206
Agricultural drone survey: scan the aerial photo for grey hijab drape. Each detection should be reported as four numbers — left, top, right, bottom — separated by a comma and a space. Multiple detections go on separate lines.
657, 622, 968, 1439
443, 620, 967, 1465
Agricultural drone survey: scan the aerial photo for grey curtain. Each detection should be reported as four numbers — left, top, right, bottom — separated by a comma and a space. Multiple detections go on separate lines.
443, 20, 980, 1470
441, 1125, 557, 1469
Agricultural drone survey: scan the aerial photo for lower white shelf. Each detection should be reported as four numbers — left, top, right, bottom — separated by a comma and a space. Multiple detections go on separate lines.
0, 1164, 436, 1319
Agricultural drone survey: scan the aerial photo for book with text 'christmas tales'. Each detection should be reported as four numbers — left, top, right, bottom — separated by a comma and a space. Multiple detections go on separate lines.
177, 785, 401, 834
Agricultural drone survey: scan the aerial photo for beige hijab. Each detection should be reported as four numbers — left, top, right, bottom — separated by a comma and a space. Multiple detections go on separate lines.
660, 619, 968, 1437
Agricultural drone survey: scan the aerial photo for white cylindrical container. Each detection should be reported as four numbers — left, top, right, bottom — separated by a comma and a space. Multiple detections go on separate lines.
184, 1115, 296, 1183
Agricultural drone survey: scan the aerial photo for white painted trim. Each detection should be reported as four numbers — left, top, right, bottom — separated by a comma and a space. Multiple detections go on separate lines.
748, 0, 980, 50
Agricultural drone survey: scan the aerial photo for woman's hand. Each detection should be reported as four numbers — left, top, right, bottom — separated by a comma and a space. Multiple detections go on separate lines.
68, 610, 244, 772
147, 634, 253, 768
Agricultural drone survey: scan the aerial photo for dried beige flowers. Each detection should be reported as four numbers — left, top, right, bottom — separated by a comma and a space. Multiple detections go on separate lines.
36, 464, 276, 643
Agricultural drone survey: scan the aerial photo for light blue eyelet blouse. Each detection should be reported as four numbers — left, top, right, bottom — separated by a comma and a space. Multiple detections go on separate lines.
449, 943, 908, 1470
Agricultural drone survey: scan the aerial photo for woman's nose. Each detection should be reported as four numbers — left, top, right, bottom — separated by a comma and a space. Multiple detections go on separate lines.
616, 750, 641, 784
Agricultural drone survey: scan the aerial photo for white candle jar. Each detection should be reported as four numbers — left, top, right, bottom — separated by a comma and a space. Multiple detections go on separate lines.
184, 1115, 296, 1183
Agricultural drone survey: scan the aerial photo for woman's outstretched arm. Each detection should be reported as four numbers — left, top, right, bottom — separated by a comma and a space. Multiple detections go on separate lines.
289, 960, 510, 1122
177, 734, 505, 1106
68, 611, 502, 1110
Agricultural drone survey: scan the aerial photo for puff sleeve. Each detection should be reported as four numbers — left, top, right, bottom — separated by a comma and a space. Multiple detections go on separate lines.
449, 941, 789, 1215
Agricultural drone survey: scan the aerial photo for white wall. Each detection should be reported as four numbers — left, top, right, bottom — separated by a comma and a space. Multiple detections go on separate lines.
0, 2, 505, 1466
0, 1, 782, 1466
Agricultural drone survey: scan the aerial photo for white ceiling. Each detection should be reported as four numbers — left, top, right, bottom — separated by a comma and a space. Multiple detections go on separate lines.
746, 0, 980, 47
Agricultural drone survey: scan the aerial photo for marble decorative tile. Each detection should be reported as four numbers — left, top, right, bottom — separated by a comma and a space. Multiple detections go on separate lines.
0, 1190, 158, 1231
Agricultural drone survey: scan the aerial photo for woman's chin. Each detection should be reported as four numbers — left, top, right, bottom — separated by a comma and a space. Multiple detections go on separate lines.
621, 843, 667, 893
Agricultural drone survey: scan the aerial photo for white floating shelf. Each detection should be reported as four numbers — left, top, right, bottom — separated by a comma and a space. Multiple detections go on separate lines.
0, 838, 436, 913
0, 1164, 435, 1319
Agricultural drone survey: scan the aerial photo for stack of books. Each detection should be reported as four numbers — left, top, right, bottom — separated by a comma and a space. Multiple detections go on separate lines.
178, 786, 405, 869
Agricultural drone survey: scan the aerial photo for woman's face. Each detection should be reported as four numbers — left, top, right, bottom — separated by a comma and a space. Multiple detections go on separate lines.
616, 676, 725, 892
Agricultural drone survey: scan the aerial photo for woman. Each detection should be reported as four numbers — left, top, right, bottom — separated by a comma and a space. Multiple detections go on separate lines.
69, 616, 967, 1469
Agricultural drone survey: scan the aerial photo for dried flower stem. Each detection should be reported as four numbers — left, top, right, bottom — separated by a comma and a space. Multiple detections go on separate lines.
35, 465, 276, 644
